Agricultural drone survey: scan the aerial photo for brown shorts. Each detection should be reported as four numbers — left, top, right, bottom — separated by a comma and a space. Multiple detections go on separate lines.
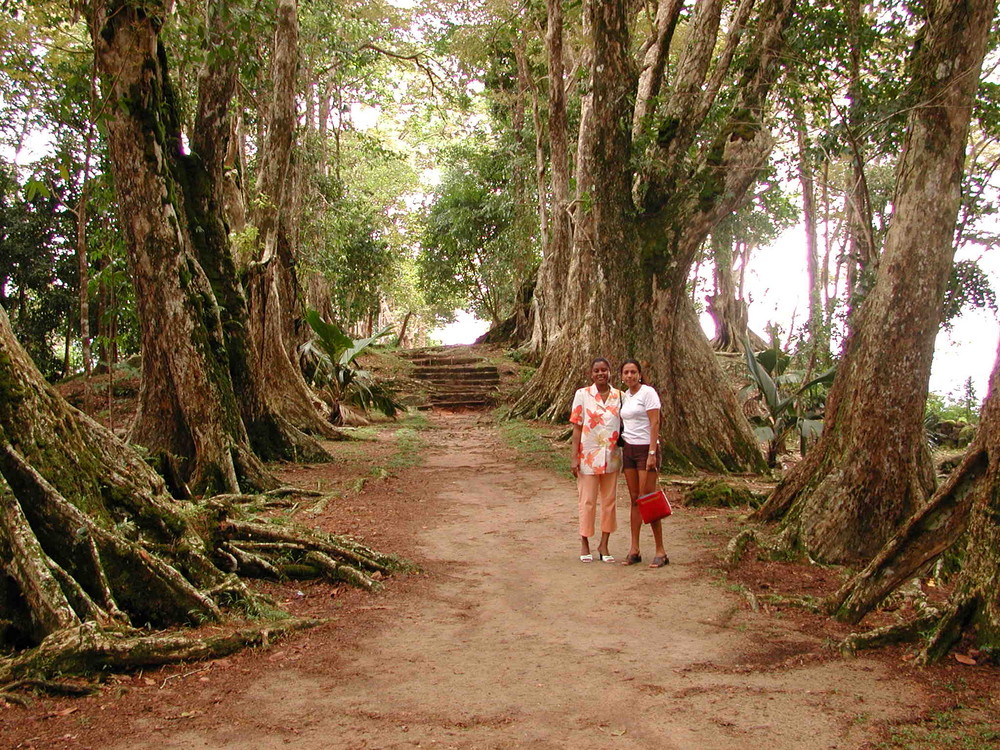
622, 441, 661, 471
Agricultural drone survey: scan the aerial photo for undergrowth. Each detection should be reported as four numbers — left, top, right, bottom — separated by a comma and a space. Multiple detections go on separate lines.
499, 418, 570, 475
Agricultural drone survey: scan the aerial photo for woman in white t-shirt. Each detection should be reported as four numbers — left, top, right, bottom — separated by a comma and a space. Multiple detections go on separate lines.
619, 359, 669, 568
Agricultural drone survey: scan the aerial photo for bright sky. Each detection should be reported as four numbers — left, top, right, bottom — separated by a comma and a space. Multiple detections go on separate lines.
740, 227, 1000, 401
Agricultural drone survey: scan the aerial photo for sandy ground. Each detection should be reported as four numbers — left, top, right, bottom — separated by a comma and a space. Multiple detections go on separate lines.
48, 412, 934, 750
8, 411, 996, 749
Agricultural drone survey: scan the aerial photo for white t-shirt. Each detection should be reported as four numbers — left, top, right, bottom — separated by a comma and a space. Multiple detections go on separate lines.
620, 384, 661, 445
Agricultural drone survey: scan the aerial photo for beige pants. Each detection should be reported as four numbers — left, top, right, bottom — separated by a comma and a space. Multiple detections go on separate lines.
578, 472, 618, 537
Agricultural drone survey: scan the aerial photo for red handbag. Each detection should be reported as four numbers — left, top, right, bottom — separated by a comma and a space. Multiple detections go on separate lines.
637, 489, 672, 524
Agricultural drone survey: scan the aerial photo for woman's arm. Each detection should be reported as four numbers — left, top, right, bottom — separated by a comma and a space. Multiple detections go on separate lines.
645, 408, 660, 471
571, 424, 583, 477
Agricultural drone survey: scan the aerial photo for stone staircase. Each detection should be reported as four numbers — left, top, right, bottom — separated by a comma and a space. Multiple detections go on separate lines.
403, 347, 501, 410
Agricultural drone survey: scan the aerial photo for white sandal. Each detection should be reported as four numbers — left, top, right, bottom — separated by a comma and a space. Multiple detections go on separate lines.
579, 553, 593, 563
598, 553, 616, 563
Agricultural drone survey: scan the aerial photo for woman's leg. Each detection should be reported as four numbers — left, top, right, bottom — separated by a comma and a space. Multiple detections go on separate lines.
596, 472, 618, 556
578, 474, 598, 555
622, 468, 641, 557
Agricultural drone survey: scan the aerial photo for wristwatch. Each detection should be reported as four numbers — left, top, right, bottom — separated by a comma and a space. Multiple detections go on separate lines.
649, 449, 656, 455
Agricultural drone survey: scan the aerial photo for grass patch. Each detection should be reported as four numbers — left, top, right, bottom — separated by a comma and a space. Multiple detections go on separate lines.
873, 704, 1000, 749
387, 427, 425, 470
499, 419, 570, 475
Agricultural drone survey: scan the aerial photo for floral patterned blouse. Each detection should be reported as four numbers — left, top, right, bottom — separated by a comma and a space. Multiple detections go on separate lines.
570, 384, 623, 475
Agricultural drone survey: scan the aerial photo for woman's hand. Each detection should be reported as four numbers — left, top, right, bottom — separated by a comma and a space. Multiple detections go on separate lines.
645, 452, 657, 471
571, 460, 580, 477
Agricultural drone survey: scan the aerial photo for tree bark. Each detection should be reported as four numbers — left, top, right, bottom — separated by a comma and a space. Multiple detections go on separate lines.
245, 0, 339, 440
842, 0, 876, 304
755, 0, 995, 564
829, 337, 1000, 661
707, 232, 763, 352
87, 0, 272, 495
185, 0, 331, 462
791, 90, 827, 372
530, 0, 574, 356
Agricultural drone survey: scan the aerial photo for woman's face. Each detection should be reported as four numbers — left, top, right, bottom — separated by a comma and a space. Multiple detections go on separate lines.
591, 360, 611, 387
621, 363, 641, 388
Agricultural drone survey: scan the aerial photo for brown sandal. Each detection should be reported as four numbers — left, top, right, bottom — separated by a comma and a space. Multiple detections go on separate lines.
648, 555, 669, 568
622, 553, 642, 565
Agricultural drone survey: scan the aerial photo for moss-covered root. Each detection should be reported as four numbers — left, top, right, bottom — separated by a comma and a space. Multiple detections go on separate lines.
220, 520, 411, 586
686, 479, 764, 508
724, 529, 758, 569
0, 618, 320, 684
839, 611, 941, 657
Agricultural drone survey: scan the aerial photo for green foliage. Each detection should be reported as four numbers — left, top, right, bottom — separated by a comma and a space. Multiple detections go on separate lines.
926, 379, 981, 425
941, 260, 997, 328
418, 139, 539, 325
302, 309, 404, 419
0, 159, 76, 378
925, 378, 980, 448
742, 337, 835, 468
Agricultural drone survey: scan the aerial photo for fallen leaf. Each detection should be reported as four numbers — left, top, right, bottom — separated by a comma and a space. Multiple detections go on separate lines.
954, 653, 977, 666
610, 728, 627, 736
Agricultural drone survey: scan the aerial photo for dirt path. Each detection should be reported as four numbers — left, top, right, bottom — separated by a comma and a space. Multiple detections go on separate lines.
66, 412, 933, 750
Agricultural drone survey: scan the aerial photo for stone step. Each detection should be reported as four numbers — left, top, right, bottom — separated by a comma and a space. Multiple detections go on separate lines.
412, 364, 497, 376
430, 397, 494, 409
414, 374, 500, 386
429, 387, 498, 399
410, 357, 486, 367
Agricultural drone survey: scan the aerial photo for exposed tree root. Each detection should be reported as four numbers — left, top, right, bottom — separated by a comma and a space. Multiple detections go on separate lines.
725, 529, 758, 569
220, 520, 406, 577
755, 593, 824, 613
0, 678, 97, 704
0, 618, 319, 684
723, 526, 796, 569
0, 463, 406, 681
839, 611, 941, 657
0, 300, 404, 683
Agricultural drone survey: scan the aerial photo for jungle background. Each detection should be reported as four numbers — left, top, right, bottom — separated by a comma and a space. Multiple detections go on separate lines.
1, 0, 1000, 747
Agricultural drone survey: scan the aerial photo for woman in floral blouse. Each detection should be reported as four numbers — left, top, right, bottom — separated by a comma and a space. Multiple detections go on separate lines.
569, 358, 623, 563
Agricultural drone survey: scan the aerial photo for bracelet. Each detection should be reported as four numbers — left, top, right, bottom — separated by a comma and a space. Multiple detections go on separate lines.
649, 450, 656, 455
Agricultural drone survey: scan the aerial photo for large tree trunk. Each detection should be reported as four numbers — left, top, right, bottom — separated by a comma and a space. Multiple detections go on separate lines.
828, 336, 1000, 661
754, 0, 995, 565
707, 233, 763, 353
0, 304, 399, 681
245, 0, 339, 440
87, 0, 272, 495
185, 1, 331, 463
529, 0, 574, 356
842, 0, 876, 305
791, 91, 827, 372
516, 0, 791, 474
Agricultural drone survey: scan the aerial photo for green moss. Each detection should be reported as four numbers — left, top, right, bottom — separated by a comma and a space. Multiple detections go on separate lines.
280, 563, 320, 579
657, 441, 695, 474
0, 350, 26, 406
685, 479, 763, 508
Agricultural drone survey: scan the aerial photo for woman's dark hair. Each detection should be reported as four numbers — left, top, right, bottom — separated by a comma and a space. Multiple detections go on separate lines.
620, 358, 648, 386
620, 358, 641, 374
590, 357, 612, 370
